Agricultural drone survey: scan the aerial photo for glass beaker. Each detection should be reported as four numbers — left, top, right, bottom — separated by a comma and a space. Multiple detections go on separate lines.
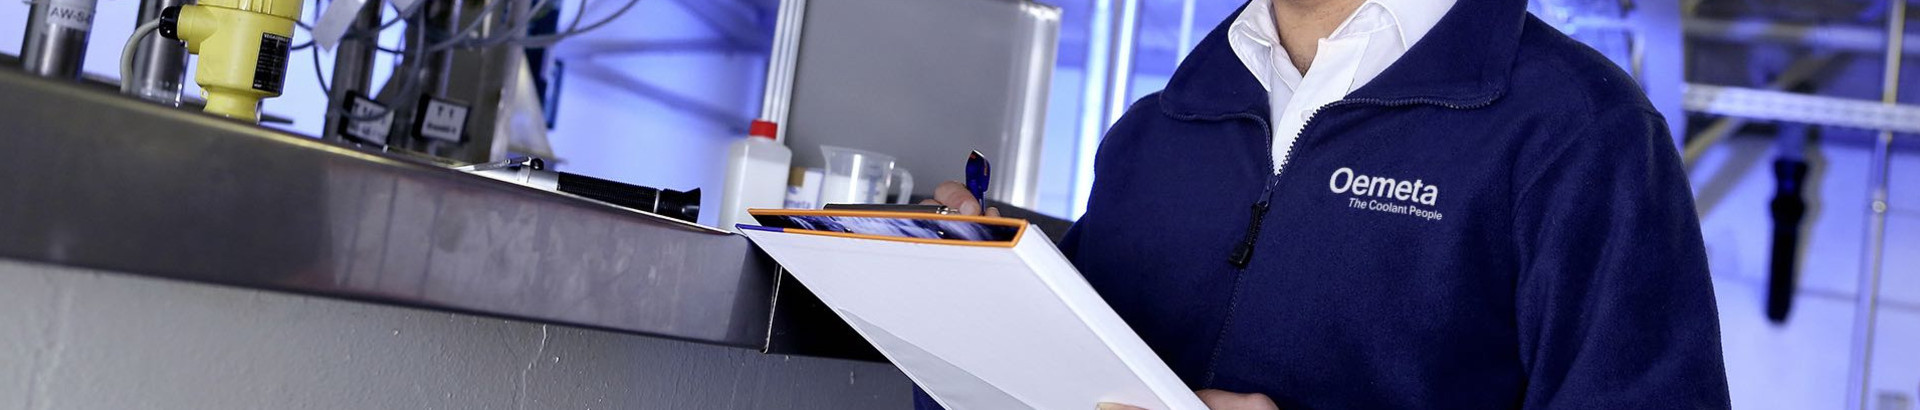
819, 145, 914, 205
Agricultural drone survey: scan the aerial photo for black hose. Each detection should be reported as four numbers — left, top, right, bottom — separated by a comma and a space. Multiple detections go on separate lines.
1766, 157, 1809, 323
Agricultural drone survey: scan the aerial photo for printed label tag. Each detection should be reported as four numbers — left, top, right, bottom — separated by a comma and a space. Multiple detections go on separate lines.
252, 33, 291, 94
418, 98, 469, 142
341, 94, 393, 145
41, 0, 95, 31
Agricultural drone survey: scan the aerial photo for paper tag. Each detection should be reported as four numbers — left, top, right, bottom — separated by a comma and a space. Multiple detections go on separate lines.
310, 0, 367, 51
40, 0, 96, 31
417, 98, 469, 142
784, 168, 825, 209
385, 0, 419, 17
341, 93, 393, 145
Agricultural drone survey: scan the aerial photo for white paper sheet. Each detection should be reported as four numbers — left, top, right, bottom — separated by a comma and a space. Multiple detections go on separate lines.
740, 226, 1205, 410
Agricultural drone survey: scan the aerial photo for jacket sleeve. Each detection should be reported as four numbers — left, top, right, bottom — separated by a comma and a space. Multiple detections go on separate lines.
1512, 107, 1732, 409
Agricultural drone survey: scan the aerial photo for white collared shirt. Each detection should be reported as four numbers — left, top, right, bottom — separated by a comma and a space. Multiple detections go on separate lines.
1227, 0, 1455, 173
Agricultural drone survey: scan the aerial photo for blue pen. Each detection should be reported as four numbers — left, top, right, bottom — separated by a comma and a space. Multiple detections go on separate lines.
966, 151, 991, 210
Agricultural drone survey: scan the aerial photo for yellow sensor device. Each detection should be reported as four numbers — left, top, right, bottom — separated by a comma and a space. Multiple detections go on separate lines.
158, 0, 302, 121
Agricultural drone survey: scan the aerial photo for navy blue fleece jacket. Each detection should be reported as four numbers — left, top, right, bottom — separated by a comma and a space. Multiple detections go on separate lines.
916, 0, 1731, 408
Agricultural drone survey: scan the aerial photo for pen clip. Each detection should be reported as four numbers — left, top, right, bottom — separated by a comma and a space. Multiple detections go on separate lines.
966, 151, 991, 206
453, 157, 544, 172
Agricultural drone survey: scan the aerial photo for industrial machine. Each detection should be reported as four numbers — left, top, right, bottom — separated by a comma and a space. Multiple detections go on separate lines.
0, 0, 889, 365
9, 0, 701, 222
20, 0, 98, 79
16, 0, 567, 157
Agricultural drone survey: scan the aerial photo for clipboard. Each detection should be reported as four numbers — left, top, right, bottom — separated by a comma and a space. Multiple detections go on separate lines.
739, 209, 1205, 410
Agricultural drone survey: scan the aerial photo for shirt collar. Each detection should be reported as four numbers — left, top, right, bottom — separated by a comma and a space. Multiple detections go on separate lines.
1161, 0, 1526, 120
1230, 0, 1406, 45
1228, 0, 1452, 91
1376, 0, 1456, 51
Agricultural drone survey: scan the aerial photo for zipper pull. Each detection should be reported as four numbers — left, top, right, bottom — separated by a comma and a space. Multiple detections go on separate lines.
1228, 199, 1271, 268
1229, 176, 1282, 269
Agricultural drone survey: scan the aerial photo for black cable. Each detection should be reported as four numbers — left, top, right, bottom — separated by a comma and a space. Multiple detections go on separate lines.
311, 39, 331, 94
514, 0, 642, 48
291, 0, 424, 51
325, 9, 429, 123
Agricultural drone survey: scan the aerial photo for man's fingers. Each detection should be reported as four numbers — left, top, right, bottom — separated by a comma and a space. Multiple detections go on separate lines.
932, 181, 982, 215
920, 181, 998, 216
1095, 403, 1147, 410
1195, 389, 1279, 410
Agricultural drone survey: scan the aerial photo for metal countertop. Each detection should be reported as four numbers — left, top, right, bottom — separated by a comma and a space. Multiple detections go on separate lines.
0, 67, 850, 354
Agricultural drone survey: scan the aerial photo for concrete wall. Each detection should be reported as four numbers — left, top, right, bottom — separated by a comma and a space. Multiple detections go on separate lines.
0, 259, 911, 409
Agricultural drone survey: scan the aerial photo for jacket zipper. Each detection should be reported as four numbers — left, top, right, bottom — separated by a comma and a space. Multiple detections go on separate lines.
1224, 95, 1496, 269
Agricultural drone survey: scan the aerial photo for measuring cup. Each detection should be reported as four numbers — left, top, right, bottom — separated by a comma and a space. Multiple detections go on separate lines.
819, 145, 914, 205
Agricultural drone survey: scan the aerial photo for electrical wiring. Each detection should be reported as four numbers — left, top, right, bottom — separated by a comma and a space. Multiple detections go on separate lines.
314, 0, 632, 125
295, 41, 406, 54
327, 8, 432, 123
291, 20, 315, 50
312, 40, 333, 94
426, 0, 559, 52
466, 0, 557, 47
373, 1, 423, 31
432, 0, 636, 51
309, 0, 431, 123
511, 0, 641, 48
290, 0, 425, 52
120, 19, 164, 94
357, 11, 431, 122
561, 0, 592, 31
305, 0, 334, 93
425, 0, 515, 52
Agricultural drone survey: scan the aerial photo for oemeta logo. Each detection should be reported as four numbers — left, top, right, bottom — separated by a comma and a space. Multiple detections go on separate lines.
1329, 167, 1438, 205
1329, 167, 1444, 221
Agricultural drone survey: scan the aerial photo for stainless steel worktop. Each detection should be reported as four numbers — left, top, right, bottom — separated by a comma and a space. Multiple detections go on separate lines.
0, 68, 810, 352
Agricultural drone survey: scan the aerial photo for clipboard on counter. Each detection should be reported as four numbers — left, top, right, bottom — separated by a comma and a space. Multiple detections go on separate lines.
738, 209, 1205, 410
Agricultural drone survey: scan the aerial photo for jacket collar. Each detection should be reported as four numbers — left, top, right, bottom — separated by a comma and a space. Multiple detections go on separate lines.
1159, 0, 1528, 119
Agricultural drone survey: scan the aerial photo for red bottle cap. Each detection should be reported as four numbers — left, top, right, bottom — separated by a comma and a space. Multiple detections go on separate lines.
749, 120, 778, 140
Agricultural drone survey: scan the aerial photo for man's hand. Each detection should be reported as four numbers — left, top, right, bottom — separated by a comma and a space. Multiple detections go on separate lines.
1096, 389, 1279, 410
1194, 390, 1278, 410
921, 181, 1001, 217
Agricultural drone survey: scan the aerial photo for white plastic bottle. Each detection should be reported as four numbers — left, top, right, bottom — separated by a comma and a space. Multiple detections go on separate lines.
718, 120, 793, 231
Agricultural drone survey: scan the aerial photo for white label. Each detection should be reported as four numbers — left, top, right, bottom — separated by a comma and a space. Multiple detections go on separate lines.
41, 0, 96, 31
783, 168, 824, 209
418, 99, 469, 142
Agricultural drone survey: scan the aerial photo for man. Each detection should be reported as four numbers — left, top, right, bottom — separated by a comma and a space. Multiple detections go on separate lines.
922, 0, 1731, 407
